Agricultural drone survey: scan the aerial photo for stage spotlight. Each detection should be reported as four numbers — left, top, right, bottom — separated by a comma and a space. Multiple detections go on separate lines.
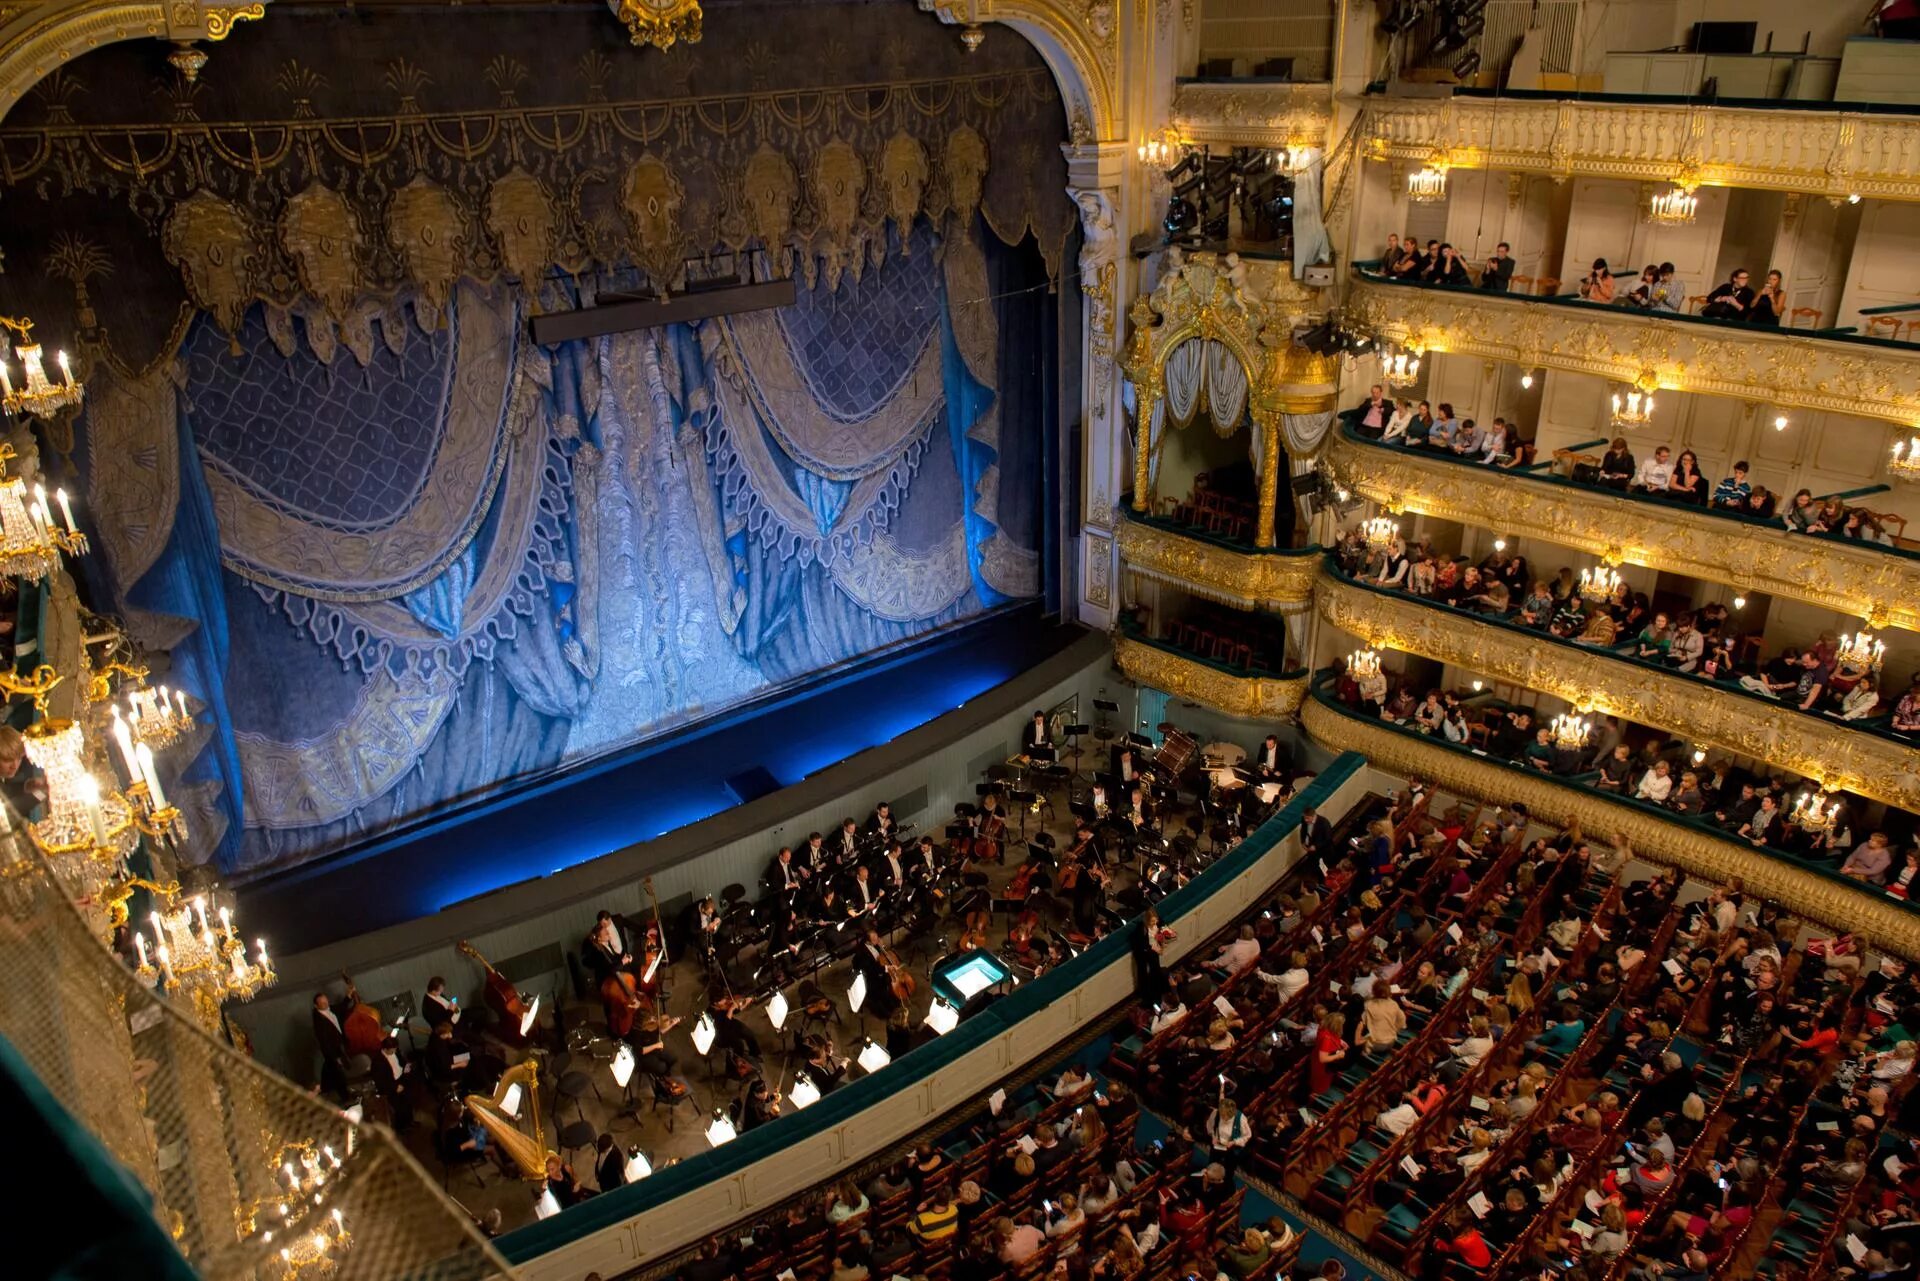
1164, 194, 1198, 238
1452, 48, 1482, 78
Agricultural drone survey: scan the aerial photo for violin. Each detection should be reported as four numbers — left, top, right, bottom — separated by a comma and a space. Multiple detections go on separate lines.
457, 940, 534, 1046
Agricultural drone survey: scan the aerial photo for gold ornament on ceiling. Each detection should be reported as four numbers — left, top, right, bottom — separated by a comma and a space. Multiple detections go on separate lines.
607, 0, 703, 51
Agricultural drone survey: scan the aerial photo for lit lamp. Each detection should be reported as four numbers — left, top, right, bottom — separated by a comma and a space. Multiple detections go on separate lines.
623, 1146, 652, 1182
1892, 436, 1920, 484
847, 969, 868, 1014
1838, 630, 1886, 672
611, 1043, 635, 1089
1611, 388, 1655, 428
789, 1073, 822, 1109
1648, 185, 1698, 225
1549, 714, 1590, 751
1408, 165, 1447, 203
1791, 790, 1841, 835
924, 1000, 960, 1035
705, 1110, 738, 1148
691, 1011, 717, 1056
765, 988, 789, 1031
1520, 370, 1535, 390
1382, 347, 1421, 389
1772, 414, 1789, 432
1348, 649, 1383, 681
0, 315, 85, 420
1362, 516, 1399, 555
857, 1040, 892, 1074
1579, 565, 1621, 599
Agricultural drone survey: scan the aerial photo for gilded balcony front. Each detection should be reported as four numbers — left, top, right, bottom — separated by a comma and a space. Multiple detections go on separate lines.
1300, 684, 1920, 960
1315, 567, 1920, 813
1114, 510, 1320, 610
1325, 428, 1920, 634
1347, 273, 1920, 428
1364, 93, 1920, 204
1169, 80, 1334, 151
1113, 632, 1309, 721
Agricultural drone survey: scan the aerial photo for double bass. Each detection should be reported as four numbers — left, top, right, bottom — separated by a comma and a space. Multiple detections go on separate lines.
602, 969, 644, 1038
456, 940, 535, 1046
339, 972, 387, 1057
883, 945, 915, 1003
974, 795, 1006, 864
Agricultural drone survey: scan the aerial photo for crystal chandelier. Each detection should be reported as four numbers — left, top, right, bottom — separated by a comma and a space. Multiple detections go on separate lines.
23, 719, 139, 864
1549, 714, 1590, 751
1790, 789, 1841, 834
1137, 128, 1183, 168
118, 683, 195, 752
133, 890, 275, 1016
0, 447, 86, 583
1348, 648, 1382, 681
1362, 516, 1399, 554
1579, 565, 1620, 599
0, 315, 84, 419
1837, 630, 1886, 672
239, 1139, 350, 1278
1892, 436, 1920, 484
1382, 347, 1421, 389
1648, 185, 1698, 225
1611, 389, 1656, 428
1407, 165, 1447, 204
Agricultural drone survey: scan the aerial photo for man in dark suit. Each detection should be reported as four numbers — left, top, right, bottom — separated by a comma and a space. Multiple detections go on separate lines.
594, 1133, 625, 1192
1022, 709, 1051, 755
767, 845, 808, 898
421, 976, 460, 1031
1478, 241, 1514, 292
372, 1034, 415, 1131
1297, 805, 1332, 866
312, 992, 348, 1099
1252, 735, 1287, 780
864, 802, 896, 841
1108, 744, 1140, 791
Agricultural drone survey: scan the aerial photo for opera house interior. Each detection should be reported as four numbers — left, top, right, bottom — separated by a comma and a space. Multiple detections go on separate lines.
16, 2, 1920, 1280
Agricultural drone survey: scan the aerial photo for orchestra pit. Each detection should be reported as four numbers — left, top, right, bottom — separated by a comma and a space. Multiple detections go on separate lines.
9, 5, 1920, 1281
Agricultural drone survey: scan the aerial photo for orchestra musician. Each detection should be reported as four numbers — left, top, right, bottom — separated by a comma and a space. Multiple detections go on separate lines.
856, 927, 902, 1018
692, 896, 722, 958
847, 864, 884, 920
865, 801, 896, 841
910, 834, 946, 898
711, 991, 761, 1063
768, 845, 809, 897
631, 1011, 684, 1080
1121, 785, 1157, 837
1253, 734, 1288, 780
1109, 744, 1140, 788
972, 792, 1007, 864
1063, 820, 1109, 934
1022, 709, 1052, 755
421, 976, 460, 1030
582, 911, 635, 984
801, 1033, 848, 1095
878, 839, 908, 898
835, 817, 861, 862
312, 992, 349, 1099
802, 830, 830, 872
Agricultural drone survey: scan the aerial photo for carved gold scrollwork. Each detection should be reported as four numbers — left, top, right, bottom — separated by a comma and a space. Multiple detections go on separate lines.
1327, 432, 1920, 635
1300, 694, 1920, 960
1115, 511, 1318, 610
605, 0, 702, 50
1313, 570, 1920, 813
161, 190, 260, 351
1113, 634, 1308, 721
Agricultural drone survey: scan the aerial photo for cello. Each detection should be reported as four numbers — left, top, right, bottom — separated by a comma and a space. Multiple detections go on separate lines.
602, 969, 643, 1038
456, 940, 535, 1046
883, 945, 916, 1003
974, 794, 1006, 864
339, 972, 387, 1057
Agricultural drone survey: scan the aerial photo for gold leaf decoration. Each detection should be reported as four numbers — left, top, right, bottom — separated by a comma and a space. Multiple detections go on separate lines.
385, 175, 467, 331
161, 191, 260, 351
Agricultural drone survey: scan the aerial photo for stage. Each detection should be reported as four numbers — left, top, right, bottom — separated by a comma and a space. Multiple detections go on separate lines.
244, 604, 1091, 956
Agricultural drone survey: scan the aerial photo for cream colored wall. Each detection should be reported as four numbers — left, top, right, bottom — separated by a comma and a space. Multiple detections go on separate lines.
1837, 200, 1920, 333
1441, 170, 1561, 285
1555, 179, 1730, 296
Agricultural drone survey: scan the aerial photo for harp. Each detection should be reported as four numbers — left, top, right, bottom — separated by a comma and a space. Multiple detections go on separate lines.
465, 1057, 550, 1181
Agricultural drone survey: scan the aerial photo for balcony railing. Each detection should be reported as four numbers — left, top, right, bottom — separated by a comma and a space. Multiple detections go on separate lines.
1362, 92, 1920, 204
1299, 673, 1920, 959
1346, 269, 1920, 426
1115, 503, 1319, 610
1169, 79, 1333, 150
1327, 419, 1920, 634
1315, 559, 1920, 813
1112, 625, 1309, 721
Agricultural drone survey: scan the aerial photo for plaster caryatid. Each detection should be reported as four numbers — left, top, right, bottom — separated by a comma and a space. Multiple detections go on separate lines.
1364, 93, 1920, 206
1315, 568, 1920, 814
1302, 692, 1920, 962
1349, 273, 1920, 428
1119, 250, 1328, 546
1327, 430, 1920, 635
1070, 185, 1120, 434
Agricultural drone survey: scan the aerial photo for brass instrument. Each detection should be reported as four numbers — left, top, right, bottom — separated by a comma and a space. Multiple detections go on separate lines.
465, 1057, 550, 1182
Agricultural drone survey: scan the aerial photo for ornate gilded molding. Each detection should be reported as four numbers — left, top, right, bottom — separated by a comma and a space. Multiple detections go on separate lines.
1365, 94, 1920, 205
1348, 274, 1920, 428
1113, 633, 1308, 720
606, 0, 701, 50
1301, 692, 1920, 960
1170, 80, 1333, 151
0, 2, 266, 126
918, 0, 1119, 143
1115, 513, 1318, 609
1326, 432, 1920, 634
1315, 569, 1920, 813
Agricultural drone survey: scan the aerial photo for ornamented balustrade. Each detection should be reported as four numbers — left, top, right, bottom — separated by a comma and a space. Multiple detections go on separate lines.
1112, 628, 1309, 721
1325, 422, 1920, 634
1364, 92, 1920, 204
1347, 271, 1920, 428
1315, 564, 1920, 813
1168, 79, 1334, 150
1300, 675, 1920, 960
1113, 506, 1320, 610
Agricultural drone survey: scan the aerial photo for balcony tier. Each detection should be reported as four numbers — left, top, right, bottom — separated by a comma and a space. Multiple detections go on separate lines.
1327, 424, 1920, 634
1113, 631, 1308, 721
1315, 565, 1920, 813
1114, 508, 1319, 609
1348, 271, 1920, 427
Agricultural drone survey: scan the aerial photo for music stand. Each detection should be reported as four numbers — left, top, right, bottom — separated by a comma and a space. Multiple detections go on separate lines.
1092, 697, 1120, 745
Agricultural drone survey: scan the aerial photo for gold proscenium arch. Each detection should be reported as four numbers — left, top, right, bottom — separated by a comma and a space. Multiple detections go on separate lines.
916, 0, 1120, 141
1119, 251, 1330, 548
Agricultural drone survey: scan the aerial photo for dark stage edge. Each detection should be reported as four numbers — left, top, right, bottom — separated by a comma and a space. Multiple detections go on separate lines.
251, 604, 1095, 969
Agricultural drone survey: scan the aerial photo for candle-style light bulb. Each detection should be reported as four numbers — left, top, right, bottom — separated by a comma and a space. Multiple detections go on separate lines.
54, 487, 74, 533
